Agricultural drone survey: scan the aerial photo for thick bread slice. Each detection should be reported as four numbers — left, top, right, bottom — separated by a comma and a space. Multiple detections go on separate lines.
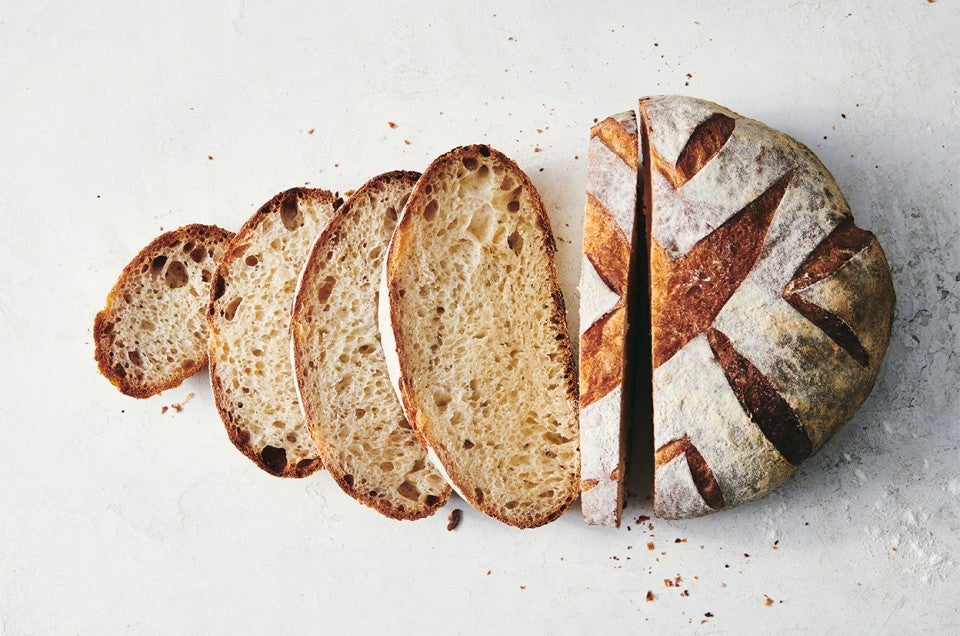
639, 95, 895, 518
208, 188, 341, 478
94, 224, 234, 398
380, 144, 580, 528
579, 111, 641, 527
292, 171, 451, 519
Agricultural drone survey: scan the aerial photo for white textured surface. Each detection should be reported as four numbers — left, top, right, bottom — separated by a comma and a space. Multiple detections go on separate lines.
1, 1, 958, 634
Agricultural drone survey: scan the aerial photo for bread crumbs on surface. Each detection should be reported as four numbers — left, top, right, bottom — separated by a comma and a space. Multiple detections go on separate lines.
486, 570, 491, 575
160, 406, 168, 414
446, 508, 462, 531
764, 595, 774, 606
646, 591, 655, 602
534, 145, 541, 152
647, 541, 655, 550
403, 139, 411, 145
388, 121, 397, 129
636, 515, 650, 523
307, 128, 315, 135
520, 585, 526, 590
675, 537, 687, 543
171, 392, 194, 413
207, 155, 213, 160
704, 612, 714, 618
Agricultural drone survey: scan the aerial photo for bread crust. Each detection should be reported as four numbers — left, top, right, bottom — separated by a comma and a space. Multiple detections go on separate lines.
640, 96, 895, 518
382, 145, 579, 529
208, 188, 340, 478
291, 171, 452, 519
94, 224, 234, 398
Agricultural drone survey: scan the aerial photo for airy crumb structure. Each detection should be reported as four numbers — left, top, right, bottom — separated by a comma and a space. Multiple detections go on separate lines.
292, 171, 451, 519
208, 188, 340, 478
382, 144, 580, 528
94, 224, 234, 398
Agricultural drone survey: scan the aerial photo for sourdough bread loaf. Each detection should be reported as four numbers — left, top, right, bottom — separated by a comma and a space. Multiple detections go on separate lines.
94, 224, 234, 398
208, 188, 340, 478
639, 95, 895, 518
291, 171, 451, 519
379, 145, 580, 528
579, 111, 641, 527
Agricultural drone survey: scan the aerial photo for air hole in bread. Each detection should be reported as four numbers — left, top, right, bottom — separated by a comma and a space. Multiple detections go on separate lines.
463, 439, 475, 449
343, 474, 354, 487
150, 255, 167, 275
285, 432, 297, 443
190, 246, 206, 263
245, 255, 259, 267
505, 500, 518, 509
539, 489, 554, 498
399, 418, 412, 430
183, 242, 195, 253
128, 350, 143, 367
433, 391, 451, 409
686, 284, 702, 299
201, 269, 212, 283
474, 487, 485, 504
355, 408, 366, 418
411, 458, 425, 472
397, 480, 420, 501
180, 359, 193, 370
223, 297, 242, 320
543, 432, 571, 445
466, 206, 495, 242
386, 206, 398, 222
436, 306, 445, 315
507, 230, 523, 254
358, 343, 375, 355
260, 445, 287, 474
164, 261, 188, 288
507, 199, 520, 213
315, 276, 336, 305
462, 157, 479, 170
499, 175, 515, 191
280, 195, 304, 230
424, 199, 439, 221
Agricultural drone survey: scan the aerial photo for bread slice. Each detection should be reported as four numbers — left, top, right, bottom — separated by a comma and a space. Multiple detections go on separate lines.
208, 188, 341, 478
380, 144, 580, 528
291, 171, 451, 519
578, 111, 642, 527
639, 95, 895, 518
94, 224, 234, 398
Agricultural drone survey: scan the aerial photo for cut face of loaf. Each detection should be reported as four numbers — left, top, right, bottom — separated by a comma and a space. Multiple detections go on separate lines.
640, 95, 895, 518
380, 145, 580, 528
94, 224, 234, 398
579, 111, 642, 527
291, 171, 451, 519
208, 188, 341, 478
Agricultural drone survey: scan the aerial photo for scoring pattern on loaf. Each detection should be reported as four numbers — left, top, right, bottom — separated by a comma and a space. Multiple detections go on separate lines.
641, 96, 895, 519
579, 111, 640, 527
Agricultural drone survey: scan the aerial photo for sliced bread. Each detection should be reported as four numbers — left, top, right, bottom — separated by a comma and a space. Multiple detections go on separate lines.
579, 111, 642, 527
291, 171, 451, 519
379, 145, 580, 528
208, 188, 341, 478
94, 224, 234, 398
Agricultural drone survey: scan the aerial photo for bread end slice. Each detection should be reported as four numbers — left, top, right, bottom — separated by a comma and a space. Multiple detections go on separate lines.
94, 224, 234, 398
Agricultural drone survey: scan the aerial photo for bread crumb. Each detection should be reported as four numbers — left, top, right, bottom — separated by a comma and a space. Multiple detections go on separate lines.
704, 612, 714, 618
647, 542, 655, 550
646, 591, 655, 602
486, 570, 491, 576
403, 139, 411, 145
388, 121, 397, 129
534, 145, 541, 153
520, 585, 526, 590
664, 578, 674, 588
160, 406, 168, 414
307, 128, 315, 135
764, 595, 774, 606
207, 155, 213, 160
446, 508, 462, 531
171, 392, 194, 413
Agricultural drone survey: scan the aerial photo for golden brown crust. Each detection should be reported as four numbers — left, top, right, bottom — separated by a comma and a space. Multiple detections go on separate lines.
94, 224, 234, 398
292, 171, 451, 519
208, 188, 339, 479
386, 144, 579, 528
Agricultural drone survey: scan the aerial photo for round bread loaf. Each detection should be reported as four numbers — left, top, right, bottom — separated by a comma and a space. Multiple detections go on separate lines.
640, 96, 895, 519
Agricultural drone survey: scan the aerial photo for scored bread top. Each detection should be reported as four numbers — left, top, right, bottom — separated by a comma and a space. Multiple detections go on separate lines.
94, 224, 234, 398
640, 95, 895, 518
208, 188, 341, 478
381, 144, 580, 529
291, 171, 451, 520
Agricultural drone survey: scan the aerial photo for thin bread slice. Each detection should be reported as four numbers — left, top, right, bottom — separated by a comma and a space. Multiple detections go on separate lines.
292, 171, 451, 519
380, 145, 580, 528
208, 188, 341, 478
578, 111, 642, 527
94, 224, 234, 398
